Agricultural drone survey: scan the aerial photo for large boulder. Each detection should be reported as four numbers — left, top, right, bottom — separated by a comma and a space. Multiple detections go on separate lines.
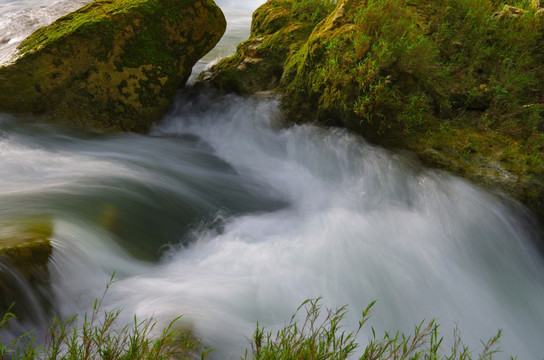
0, 0, 226, 133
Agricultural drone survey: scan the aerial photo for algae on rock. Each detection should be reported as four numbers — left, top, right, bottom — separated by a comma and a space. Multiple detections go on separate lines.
0, 217, 54, 325
0, 0, 226, 133
0, 218, 53, 282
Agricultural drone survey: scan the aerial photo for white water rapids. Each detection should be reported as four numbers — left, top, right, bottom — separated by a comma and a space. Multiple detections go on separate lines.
1, 1, 544, 359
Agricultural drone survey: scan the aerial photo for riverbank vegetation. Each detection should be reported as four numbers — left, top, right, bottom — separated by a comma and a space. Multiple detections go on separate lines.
0, 278, 208, 359
243, 299, 507, 360
1, 294, 509, 359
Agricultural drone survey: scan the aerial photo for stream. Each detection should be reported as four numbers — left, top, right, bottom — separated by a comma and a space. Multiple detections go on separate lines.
1, 0, 544, 359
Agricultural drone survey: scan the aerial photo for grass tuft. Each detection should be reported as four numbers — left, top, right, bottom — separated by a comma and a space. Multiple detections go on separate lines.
244, 298, 512, 360
0, 274, 210, 360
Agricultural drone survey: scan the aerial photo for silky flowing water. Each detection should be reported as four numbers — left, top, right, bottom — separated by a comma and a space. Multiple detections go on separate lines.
1, 1, 544, 359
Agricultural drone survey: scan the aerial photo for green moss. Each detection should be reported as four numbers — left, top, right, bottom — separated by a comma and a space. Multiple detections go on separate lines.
291, 0, 337, 23
250, 0, 295, 36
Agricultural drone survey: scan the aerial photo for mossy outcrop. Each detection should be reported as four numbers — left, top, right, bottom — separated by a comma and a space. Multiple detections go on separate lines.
0, 0, 226, 133
0, 218, 53, 282
0, 218, 54, 325
198, 0, 544, 239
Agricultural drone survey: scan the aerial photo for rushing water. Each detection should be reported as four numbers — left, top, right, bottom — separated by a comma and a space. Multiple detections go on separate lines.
1, 1, 544, 359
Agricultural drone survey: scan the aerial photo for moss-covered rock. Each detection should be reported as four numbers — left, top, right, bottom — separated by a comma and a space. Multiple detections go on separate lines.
0, 0, 226, 133
0, 218, 53, 282
198, 0, 544, 240
278, 0, 544, 224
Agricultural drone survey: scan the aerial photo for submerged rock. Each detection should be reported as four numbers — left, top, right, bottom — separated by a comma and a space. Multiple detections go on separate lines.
0, 218, 53, 325
0, 218, 53, 282
0, 0, 226, 133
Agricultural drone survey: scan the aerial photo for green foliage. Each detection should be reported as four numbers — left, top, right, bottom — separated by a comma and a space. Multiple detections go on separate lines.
430, 0, 544, 128
1, 294, 514, 360
0, 276, 210, 360
244, 298, 370, 359
244, 298, 511, 360
291, 0, 338, 24
350, 0, 442, 129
